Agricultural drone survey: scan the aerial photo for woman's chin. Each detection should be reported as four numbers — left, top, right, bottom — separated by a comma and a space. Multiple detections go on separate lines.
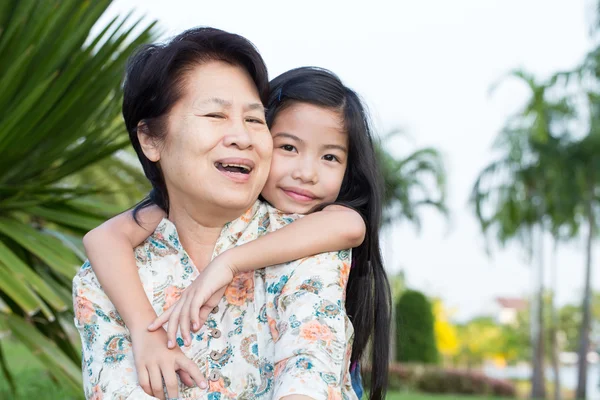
214, 192, 259, 211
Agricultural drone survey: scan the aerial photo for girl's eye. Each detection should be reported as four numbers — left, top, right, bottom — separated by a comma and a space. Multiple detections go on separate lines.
323, 154, 339, 162
281, 144, 297, 152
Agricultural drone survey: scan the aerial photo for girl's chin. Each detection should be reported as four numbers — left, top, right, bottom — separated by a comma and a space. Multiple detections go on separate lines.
258, 193, 313, 214
278, 202, 313, 215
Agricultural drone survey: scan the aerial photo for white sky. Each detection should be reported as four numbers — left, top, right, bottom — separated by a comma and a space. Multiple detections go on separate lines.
102, 0, 599, 321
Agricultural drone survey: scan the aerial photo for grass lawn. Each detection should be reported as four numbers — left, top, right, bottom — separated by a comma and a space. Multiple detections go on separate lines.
386, 393, 512, 400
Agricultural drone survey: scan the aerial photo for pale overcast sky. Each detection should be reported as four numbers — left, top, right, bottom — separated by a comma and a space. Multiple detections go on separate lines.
100, 0, 598, 321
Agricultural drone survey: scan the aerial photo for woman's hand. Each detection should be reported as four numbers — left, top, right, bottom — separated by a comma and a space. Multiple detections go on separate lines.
147, 253, 237, 348
131, 328, 207, 399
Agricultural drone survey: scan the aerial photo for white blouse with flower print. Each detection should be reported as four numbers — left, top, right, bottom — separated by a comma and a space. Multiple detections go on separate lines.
73, 200, 357, 400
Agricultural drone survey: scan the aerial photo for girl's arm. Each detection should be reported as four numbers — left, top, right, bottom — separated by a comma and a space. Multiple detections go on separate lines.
83, 206, 165, 334
226, 204, 365, 274
82, 206, 208, 396
149, 205, 365, 345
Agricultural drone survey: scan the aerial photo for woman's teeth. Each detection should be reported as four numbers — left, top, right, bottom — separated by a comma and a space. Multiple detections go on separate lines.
215, 163, 251, 174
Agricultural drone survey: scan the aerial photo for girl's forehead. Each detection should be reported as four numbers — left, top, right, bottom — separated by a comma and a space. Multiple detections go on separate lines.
272, 102, 345, 132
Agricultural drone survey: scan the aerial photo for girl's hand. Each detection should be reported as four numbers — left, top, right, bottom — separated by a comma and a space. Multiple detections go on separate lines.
131, 328, 207, 399
148, 253, 237, 348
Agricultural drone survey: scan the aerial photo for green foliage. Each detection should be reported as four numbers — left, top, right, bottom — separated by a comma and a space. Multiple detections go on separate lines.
0, 339, 80, 399
396, 290, 439, 364
558, 304, 581, 353
377, 131, 448, 229
389, 271, 406, 304
471, 70, 578, 251
557, 293, 600, 352
454, 316, 529, 367
0, 0, 156, 395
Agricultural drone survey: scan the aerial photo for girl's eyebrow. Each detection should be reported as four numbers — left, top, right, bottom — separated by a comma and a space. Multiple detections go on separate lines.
274, 132, 347, 152
323, 143, 347, 153
273, 132, 303, 142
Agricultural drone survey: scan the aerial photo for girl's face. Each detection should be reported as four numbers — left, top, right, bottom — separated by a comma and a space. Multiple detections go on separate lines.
261, 102, 348, 214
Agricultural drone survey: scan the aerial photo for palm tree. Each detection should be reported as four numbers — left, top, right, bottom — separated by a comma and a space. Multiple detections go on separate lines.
376, 132, 447, 363
568, 121, 600, 400
473, 154, 547, 399
559, 30, 600, 395
472, 70, 576, 399
0, 0, 156, 395
377, 131, 448, 228
575, 11, 600, 391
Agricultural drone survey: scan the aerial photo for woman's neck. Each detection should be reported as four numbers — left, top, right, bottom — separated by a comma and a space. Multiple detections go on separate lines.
167, 206, 227, 271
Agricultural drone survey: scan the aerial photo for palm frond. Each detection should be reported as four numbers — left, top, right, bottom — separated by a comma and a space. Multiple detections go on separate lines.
0, 0, 158, 395
378, 137, 447, 228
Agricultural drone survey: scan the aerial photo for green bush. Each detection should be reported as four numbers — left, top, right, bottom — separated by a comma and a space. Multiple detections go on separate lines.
396, 290, 438, 363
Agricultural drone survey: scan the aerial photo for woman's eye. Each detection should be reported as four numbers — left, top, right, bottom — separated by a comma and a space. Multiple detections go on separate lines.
246, 118, 265, 124
281, 144, 296, 152
206, 113, 225, 119
323, 154, 339, 162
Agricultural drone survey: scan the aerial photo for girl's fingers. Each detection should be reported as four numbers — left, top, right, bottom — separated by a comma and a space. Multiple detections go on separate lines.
179, 296, 193, 346
148, 365, 166, 400
137, 365, 152, 396
197, 305, 212, 328
149, 306, 174, 331
166, 301, 184, 348
162, 367, 180, 400
189, 292, 210, 332
177, 357, 208, 390
178, 370, 195, 388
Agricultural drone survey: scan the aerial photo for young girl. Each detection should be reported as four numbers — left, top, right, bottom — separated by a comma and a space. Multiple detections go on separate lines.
84, 67, 391, 399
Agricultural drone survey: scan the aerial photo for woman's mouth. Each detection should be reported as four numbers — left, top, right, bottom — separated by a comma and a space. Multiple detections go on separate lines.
214, 158, 254, 183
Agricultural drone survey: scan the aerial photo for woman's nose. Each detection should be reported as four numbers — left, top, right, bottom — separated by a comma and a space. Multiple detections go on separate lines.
223, 119, 252, 149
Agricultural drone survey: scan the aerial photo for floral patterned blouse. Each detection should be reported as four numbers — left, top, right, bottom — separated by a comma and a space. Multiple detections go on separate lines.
73, 200, 357, 400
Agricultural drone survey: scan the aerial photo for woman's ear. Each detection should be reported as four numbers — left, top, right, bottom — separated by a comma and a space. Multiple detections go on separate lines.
137, 121, 161, 162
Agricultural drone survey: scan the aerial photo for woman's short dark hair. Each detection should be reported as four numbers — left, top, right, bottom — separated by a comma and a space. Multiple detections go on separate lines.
123, 27, 269, 217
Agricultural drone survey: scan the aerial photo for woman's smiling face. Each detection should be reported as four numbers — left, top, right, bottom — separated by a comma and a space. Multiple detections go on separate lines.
139, 60, 273, 218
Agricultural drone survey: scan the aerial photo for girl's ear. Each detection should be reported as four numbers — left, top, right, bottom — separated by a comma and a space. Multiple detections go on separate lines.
137, 121, 160, 162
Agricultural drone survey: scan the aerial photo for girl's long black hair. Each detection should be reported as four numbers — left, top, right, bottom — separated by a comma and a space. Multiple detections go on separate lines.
265, 67, 392, 400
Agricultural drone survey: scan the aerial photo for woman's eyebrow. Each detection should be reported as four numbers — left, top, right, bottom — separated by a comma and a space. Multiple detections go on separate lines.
201, 97, 231, 107
244, 103, 265, 113
197, 98, 263, 112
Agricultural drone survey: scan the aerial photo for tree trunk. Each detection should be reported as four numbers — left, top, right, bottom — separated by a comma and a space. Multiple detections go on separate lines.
575, 197, 594, 400
391, 297, 397, 363
531, 225, 547, 399
550, 238, 561, 400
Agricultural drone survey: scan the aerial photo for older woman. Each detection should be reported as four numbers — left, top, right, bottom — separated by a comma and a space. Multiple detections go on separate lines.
73, 28, 355, 400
